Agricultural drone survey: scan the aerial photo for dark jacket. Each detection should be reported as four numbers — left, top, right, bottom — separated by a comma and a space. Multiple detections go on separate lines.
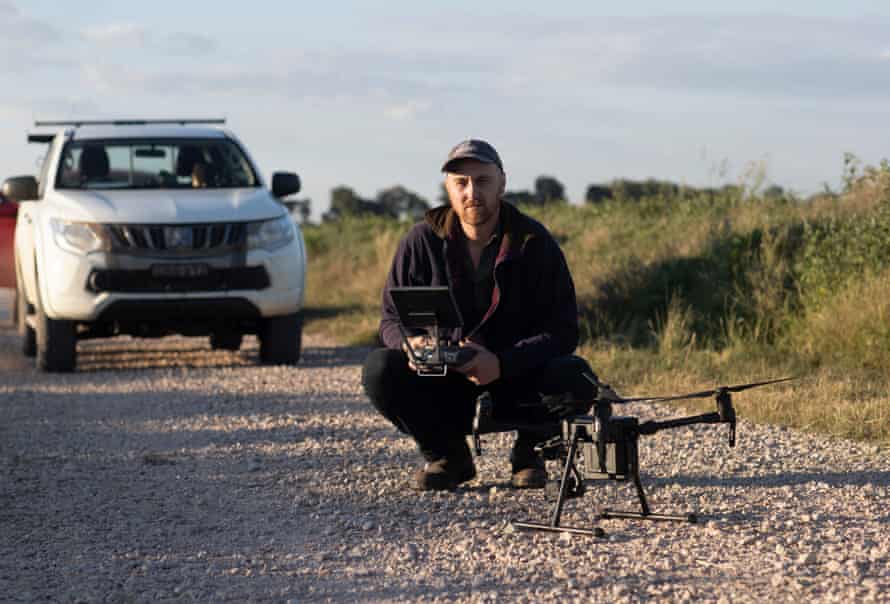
379, 202, 580, 380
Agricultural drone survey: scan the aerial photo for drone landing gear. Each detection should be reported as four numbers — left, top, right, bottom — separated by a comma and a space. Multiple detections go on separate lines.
513, 418, 696, 537
599, 471, 696, 523
513, 429, 606, 537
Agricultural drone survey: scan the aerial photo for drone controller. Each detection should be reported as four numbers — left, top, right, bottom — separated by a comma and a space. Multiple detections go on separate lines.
440, 346, 477, 366
389, 286, 475, 377
412, 344, 477, 376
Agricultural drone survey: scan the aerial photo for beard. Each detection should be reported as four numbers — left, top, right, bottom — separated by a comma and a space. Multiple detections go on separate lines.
460, 200, 498, 226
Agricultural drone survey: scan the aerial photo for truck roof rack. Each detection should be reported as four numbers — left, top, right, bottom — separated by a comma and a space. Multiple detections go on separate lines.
33, 118, 227, 127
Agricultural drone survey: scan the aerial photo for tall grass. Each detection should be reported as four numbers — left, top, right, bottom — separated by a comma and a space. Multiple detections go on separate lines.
303, 164, 890, 444
303, 215, 405, 344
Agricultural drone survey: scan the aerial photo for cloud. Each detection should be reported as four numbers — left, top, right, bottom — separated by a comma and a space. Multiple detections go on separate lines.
384, 101, 431, 121
81, 22, 147, 44
0, 0, 18, 17
386, 14, 890, 102
164, 32, 217, 55
591, 16, 890, 100
0, 4, 69, 74
75, 46, 467, 104
80, 22, 216, 55
67, 13, 890, 132
1, 4, 61, 44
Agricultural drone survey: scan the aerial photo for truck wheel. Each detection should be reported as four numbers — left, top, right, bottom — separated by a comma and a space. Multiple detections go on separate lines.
258, 312, 302, 365
210, 330, 243, 351
15, 270, 36, 357
35, 285, 77, 372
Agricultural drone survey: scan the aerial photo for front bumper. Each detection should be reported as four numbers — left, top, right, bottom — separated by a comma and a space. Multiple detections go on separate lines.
40, 236, 305, 321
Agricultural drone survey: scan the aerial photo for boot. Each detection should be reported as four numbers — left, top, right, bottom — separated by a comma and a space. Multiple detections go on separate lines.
510, 438, 547, 489
412, 439, 476, 491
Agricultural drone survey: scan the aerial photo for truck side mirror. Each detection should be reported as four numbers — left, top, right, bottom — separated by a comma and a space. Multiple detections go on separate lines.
2, 176, 38, 202
271, 172, 300, 198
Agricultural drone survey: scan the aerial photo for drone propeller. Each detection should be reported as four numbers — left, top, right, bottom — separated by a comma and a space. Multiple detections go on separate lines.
586, 375, 794, 405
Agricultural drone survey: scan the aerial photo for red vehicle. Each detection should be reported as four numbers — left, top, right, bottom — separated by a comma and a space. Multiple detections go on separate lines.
0, 190, 17, 289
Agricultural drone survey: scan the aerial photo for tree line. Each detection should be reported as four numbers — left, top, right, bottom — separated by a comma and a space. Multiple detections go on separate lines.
304, 176, 787, 223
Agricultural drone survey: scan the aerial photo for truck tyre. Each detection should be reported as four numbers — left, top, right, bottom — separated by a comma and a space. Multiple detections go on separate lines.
35, 283, 77, 372
15, 266, 36, 357
258, 312, 302, 365
210, 330, 243, 351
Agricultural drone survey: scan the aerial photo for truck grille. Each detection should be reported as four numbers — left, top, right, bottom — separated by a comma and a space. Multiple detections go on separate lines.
108, 223, 246, 254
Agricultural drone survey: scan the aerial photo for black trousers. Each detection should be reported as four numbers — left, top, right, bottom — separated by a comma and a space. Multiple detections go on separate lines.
361, 348, 597, 461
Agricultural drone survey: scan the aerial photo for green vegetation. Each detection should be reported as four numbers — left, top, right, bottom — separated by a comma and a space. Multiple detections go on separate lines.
303, 160, 890, 445
323, 184, 431, 222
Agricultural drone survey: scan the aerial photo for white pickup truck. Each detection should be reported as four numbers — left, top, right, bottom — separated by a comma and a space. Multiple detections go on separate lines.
4, 119, 307, 371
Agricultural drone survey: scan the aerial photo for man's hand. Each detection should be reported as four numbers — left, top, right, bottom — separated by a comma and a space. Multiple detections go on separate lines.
402, 334, 432, 372
453, 341, 500, 386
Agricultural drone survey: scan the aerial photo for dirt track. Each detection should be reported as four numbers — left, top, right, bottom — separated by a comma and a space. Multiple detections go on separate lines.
1, 289, 889, 603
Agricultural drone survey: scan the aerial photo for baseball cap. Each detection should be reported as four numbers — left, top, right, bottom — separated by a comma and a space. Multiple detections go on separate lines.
441, 139, 504, 173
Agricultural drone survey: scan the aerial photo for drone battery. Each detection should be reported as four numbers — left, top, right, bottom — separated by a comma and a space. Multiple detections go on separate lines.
582, 416, 639, 480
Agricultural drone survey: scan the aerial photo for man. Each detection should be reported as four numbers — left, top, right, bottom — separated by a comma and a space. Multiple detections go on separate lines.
191, 162, 210, 188
362, 139, 596, 491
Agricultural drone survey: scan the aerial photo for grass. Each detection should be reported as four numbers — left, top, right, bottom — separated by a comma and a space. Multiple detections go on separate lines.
302, 164, 890, 446
303, 215, 405, 345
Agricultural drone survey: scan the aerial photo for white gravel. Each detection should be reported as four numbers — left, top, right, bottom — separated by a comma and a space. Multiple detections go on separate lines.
1, 310, 890, 602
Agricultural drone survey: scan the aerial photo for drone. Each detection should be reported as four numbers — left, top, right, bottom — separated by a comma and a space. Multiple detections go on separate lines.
472, 374, 794, 538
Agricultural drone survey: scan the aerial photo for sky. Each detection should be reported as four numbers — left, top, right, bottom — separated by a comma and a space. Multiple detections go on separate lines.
2, 1, 890, 219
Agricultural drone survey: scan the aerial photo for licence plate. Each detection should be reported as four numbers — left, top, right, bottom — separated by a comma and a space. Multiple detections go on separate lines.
151, 263, 210, 279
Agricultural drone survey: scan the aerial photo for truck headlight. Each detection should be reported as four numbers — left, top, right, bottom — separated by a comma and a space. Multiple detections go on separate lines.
247, 214, 294, 251
50, 218, 109, 254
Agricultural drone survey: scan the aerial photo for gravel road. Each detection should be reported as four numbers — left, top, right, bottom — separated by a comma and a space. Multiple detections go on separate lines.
1, 290, 889, 603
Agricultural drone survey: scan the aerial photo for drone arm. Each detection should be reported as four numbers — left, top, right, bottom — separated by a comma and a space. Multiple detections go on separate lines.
638, 411, 736, 447
638, 412, 720, 434
635, 387, 737, 446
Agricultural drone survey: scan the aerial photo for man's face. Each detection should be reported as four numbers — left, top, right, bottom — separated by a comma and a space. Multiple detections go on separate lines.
444, 159, 505, 229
